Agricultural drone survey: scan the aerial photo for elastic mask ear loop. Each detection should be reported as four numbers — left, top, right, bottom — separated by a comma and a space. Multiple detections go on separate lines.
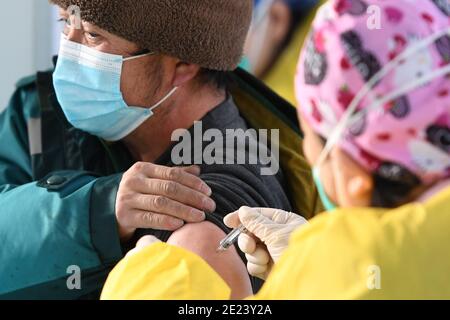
122, 51, 177, 113
149, 87, 179, 112
123, 52, 154, 62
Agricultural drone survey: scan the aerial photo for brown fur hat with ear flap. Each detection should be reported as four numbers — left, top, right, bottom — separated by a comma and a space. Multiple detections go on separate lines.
50, 0, 253, 71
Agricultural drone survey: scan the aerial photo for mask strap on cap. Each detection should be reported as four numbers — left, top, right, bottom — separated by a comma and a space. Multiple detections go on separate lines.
315, 27, 450, 167
365, 63, 450, 115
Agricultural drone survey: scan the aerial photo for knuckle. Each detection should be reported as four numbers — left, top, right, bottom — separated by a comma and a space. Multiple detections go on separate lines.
143, 213, 166, 228
167, 168, 181, 181
193, 193, 206, 206
195, 180, 204, 191
133, 161, 146, 172
153, 196, 168, 210
115, 206, 129, 224
163, 182, 178, 194
123, 175, 139, 189
116, 192, 132, 206
142, 212, 155, 224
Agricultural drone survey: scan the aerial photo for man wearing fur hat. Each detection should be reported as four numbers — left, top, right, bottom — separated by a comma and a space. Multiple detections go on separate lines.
0, 0, 293, 299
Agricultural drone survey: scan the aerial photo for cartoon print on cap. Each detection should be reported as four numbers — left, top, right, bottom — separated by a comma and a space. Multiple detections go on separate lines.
296, 0, 450, 184
334, 0, 368, 16
435, 35, 450, 63
388, 34, 408, 61
408, 139, 450, 175
426, 124, 450, 153
394, 35, 434, 87
431, 0, 450, 16
348, 110, 367, 136
387, 96, 411, 119
306, 99, 338, 137
385, 6, 405, 24
341, 30, 382, 82
376, 162, 420, 184
304, 31, 329, 85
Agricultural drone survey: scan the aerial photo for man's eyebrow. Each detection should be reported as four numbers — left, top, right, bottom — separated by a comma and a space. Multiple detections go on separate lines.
82, 21, 105, 33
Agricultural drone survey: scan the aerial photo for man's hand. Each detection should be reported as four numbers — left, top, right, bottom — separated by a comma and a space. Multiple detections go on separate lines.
116, 162, 216, 242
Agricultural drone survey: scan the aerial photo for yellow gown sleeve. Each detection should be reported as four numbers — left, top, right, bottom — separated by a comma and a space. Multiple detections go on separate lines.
255, 188, 450, 300
101, 243, 231, 300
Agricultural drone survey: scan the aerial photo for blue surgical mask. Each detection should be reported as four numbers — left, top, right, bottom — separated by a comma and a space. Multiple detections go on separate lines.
313, 166, 337, 212
53, 35, 178, 141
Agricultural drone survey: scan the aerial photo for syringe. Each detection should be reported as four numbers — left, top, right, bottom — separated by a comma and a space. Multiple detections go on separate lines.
217, 224, 248, 253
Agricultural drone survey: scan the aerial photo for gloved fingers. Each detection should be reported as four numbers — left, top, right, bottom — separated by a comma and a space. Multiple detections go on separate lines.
238, 233, 257, 254
239, 207, 296, 227
237, 207, 274, 236
247, 262, 269, 278
250, 207, 308, 226
245, 245, 271, 265
286, 213, 308, 226
223, 211, 241, 229
226, 206, 292, 230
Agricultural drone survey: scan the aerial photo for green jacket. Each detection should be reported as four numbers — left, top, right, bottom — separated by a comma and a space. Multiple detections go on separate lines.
1, 65, 310, 299
0, 71, 136, 299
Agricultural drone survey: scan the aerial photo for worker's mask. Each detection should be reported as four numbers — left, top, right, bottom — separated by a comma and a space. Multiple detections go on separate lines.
53, 35, 178, 141
312, 27, 450, 212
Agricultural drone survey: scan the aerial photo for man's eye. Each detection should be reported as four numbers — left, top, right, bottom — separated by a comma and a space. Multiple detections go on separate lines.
86, 32, 100, 40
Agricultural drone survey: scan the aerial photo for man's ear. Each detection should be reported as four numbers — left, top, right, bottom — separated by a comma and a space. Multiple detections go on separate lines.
172, 62, 201, 87
330, 147, 374, 207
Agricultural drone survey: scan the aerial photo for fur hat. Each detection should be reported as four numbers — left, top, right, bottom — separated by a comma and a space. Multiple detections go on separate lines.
50, 0, 253, 70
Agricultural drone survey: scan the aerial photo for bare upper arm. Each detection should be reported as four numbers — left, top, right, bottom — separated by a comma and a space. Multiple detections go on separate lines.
167, 221, 253, 300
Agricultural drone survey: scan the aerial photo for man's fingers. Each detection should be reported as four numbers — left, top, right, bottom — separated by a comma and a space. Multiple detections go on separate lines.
181, 165, 201, 177
134, 162, 211, 195
133, 194, 207, 223
122, 210, 185, 231
133, 178, 216, 213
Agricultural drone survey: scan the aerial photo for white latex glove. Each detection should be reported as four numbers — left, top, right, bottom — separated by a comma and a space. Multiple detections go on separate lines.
224, 207, 308, 280
126, 236, 161, 257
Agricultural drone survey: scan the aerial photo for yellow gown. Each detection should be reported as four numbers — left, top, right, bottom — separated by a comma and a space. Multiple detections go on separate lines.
101, 187, 450, 300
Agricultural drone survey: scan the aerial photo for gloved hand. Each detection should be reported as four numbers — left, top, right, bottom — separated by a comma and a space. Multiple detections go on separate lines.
224, 207, 308, 280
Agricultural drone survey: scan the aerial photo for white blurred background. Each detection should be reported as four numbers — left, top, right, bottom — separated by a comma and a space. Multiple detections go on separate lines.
0, 0, 61, 112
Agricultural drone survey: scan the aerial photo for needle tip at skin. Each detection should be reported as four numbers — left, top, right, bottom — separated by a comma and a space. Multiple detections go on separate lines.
216, 246, 227, 253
